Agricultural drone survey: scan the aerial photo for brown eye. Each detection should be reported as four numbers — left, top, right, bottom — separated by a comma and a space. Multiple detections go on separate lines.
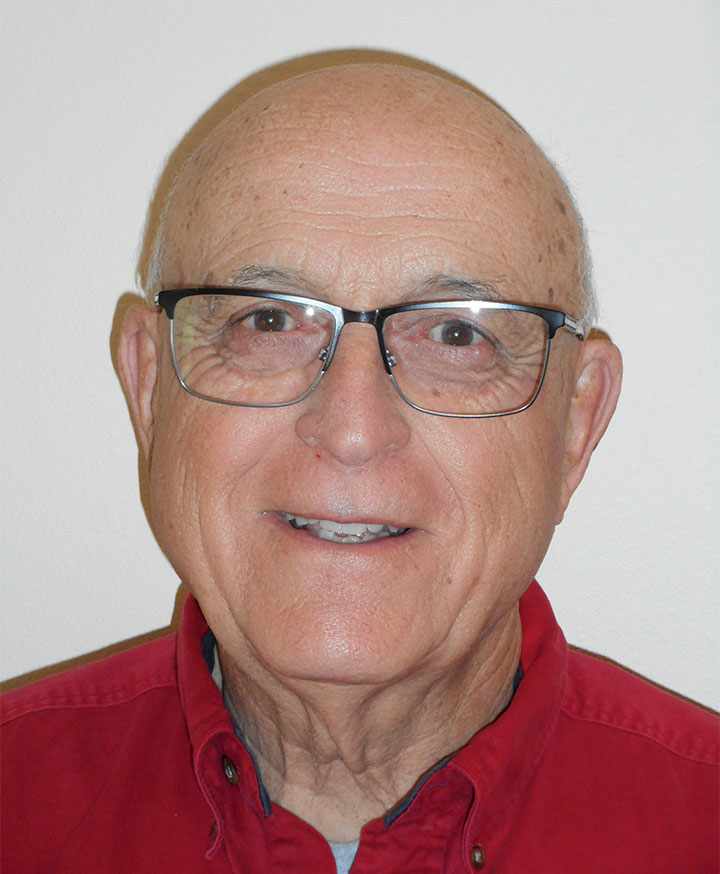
429, 319, 482, 346
246, 307, 295, 332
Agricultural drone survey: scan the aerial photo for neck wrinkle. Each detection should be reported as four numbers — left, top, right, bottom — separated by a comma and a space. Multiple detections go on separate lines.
218, 604, 522, 840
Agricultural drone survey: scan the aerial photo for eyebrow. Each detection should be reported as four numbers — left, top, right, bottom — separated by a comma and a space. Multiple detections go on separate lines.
228, 266, 505, 304
229, 265, 319, 293
412, 274, 504, 302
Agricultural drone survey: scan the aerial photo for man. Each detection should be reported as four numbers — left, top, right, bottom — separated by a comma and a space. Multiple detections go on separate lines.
1, 64, 717, 873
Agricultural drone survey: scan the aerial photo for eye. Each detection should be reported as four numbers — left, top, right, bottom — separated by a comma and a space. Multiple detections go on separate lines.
244, 307, 297, 332
427, 319, 487, 347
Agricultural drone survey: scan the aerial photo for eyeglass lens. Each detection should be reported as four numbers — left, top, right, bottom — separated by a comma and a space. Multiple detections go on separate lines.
170, 293, 549, 415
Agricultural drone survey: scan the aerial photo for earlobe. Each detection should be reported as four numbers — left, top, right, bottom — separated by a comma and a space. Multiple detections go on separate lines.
117, 304, 161, 464
557, 339, 623, 522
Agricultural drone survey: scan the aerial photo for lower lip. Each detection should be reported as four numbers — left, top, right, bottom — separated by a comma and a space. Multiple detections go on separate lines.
268, 512, 416, 549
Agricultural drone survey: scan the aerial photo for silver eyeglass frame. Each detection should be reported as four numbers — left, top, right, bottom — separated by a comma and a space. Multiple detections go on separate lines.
154, 287, 585, 419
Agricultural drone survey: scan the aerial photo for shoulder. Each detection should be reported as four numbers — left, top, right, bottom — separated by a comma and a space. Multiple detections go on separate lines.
1, 634, 182, 835
1, 631, 179, 727
562, 646, 718, 765
0, 631, 214, 873
534, 648, 719, 868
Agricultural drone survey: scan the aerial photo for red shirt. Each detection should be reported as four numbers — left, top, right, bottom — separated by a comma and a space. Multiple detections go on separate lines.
2, 582, 717, 873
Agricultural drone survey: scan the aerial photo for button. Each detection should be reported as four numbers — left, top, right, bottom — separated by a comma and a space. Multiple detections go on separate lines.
470, 845, 486, 869
222, 755, 239, 785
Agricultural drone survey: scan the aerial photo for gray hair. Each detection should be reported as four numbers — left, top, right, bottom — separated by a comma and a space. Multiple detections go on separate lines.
552, 162, 598, 336
140, 164, 183, 299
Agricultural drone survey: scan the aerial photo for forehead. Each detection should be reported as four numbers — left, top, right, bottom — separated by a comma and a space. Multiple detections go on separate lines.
161, 68, 580, 307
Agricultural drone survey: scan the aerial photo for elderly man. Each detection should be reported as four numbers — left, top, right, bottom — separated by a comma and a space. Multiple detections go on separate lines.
2, 64, 717, 873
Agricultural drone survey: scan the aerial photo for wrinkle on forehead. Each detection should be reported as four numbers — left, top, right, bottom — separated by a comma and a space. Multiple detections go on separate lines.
158, 65, 583, 310
182, 68, 541, 193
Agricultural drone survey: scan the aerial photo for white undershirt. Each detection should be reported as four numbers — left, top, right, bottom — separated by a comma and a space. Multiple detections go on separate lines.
328, 840, 360, 874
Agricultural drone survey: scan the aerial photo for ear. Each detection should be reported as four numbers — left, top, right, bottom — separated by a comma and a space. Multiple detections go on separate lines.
117, 304, 161, 463
557, 338, 623, 522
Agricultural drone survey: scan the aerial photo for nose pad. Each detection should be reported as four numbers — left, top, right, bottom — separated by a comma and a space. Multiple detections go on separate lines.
295, 324, 411, 465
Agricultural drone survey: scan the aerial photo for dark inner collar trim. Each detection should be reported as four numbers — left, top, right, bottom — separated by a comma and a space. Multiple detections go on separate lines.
201, 628, 217, 672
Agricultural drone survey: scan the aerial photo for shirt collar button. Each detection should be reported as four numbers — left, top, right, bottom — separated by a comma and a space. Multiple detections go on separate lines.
222, 755, 239, 785
470, 845, 486, 869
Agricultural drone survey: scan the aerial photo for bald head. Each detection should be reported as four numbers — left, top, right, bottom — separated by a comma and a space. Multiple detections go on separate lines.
148, 64, 594, 329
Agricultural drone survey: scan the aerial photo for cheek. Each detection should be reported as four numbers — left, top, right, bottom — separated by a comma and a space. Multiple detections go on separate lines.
439, 405, 568, 572
147, 398, 290, 587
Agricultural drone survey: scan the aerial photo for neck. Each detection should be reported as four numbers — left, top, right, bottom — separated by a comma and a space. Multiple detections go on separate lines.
219, 605, 522, 841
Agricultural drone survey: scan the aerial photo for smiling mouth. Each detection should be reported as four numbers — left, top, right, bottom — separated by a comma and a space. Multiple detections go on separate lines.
279, 513, 411, 544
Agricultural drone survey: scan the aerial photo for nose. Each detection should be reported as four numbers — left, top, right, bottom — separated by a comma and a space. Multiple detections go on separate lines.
294, 323, 412, 466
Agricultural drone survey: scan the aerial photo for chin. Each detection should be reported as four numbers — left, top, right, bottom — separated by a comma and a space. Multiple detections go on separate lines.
255, 621, 425, 687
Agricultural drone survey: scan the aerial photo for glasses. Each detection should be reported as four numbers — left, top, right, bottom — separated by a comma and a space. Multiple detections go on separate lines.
155, 288, 584, 418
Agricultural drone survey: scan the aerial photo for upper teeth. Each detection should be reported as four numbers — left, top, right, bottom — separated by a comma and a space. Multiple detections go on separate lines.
280, 513, 408, 543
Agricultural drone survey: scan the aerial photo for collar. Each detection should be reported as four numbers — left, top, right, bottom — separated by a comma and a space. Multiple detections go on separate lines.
451, 582, 568, 830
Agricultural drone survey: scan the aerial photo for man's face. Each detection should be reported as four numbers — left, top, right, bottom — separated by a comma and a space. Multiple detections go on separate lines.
141, 70, 588, 684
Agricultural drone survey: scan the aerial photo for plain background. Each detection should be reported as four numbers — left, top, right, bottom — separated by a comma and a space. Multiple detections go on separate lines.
1, 0, 718, 710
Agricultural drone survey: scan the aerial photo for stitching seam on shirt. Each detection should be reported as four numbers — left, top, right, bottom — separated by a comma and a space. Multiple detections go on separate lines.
559, 706, 719, 766
1, 676, 178, 724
